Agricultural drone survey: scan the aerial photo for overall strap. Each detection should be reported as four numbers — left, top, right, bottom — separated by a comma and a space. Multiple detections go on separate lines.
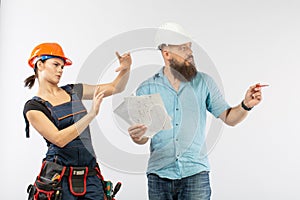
32, 96, 54, 113
61, 84, 81, 101
61, 84, 75, 95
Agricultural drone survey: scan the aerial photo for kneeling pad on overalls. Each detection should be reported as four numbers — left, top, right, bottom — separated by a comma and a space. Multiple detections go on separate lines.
68, 167, 88, 196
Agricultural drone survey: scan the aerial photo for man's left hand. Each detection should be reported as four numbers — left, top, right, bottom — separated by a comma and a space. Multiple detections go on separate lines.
243, 83, 263, 108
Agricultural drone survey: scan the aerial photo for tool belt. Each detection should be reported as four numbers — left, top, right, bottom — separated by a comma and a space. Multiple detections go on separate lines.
27, 161, 121, 200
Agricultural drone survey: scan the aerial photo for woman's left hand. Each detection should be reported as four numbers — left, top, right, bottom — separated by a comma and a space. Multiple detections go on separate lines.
115, 52, 132, 72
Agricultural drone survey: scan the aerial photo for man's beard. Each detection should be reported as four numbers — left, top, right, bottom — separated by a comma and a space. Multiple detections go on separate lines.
169, 56, 197, 82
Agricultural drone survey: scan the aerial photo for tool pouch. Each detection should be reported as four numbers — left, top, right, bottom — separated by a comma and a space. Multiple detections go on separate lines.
27, 161, 66, 200
68, 166, 88, 196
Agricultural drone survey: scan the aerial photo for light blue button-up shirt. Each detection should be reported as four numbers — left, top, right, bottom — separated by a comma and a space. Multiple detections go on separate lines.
136, 68, 231, 179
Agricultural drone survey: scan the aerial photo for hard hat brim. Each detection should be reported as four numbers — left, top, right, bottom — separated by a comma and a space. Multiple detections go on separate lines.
28, 56, 72, 68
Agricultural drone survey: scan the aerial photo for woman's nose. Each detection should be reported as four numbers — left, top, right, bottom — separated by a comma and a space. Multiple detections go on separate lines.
58, 66, 64, 72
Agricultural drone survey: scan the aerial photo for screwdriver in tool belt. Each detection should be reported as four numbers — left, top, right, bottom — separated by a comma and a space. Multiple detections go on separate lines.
112, 182, 122, 198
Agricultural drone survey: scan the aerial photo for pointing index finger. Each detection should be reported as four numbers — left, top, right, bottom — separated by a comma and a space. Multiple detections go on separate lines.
115, 51, 121, 59
256, 84, 269, 88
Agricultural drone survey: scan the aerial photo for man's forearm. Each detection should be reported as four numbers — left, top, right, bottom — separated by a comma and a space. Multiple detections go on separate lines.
223, 104, 249, 126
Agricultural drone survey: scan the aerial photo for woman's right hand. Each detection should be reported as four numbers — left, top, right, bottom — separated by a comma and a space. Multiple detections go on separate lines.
115, 52, 132, 72
89, 86, 105, 117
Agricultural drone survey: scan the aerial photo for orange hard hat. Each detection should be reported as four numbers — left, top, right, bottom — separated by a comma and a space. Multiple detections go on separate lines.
28, 42, 72, 68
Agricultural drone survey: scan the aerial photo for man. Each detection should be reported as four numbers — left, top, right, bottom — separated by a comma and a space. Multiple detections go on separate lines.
128, 22, 262, 200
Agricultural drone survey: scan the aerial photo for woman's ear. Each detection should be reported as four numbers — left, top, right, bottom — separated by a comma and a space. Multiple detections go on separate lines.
36, 60, 44, 70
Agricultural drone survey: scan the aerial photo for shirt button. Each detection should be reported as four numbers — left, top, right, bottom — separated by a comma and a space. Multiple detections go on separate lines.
176, 139, 178, 141
176, 108, 179, 111
176, 123, 179, 126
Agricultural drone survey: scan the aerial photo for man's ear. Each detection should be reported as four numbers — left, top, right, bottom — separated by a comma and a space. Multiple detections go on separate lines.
162, 49, 170, 58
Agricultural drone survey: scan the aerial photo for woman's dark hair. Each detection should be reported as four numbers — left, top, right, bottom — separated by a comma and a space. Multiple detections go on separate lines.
24, 60, 45, 89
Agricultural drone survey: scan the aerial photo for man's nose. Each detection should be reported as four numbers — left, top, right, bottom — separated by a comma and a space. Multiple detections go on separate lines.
186, 47, 193, 56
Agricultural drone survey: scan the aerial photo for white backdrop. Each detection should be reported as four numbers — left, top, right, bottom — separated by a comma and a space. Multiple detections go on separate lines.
1, 0, 300, 199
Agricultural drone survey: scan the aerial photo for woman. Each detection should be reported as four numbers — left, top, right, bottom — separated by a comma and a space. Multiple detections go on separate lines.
23, 42, 131, 200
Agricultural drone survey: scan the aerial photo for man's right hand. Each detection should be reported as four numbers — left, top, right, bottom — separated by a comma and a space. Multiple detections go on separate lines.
128, 124, 149, 144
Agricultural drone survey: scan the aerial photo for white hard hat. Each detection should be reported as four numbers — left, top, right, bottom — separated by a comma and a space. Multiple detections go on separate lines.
154, 22, 192, 49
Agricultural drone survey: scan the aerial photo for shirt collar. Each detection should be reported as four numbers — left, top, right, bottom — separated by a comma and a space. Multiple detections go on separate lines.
153, 67, 164, 79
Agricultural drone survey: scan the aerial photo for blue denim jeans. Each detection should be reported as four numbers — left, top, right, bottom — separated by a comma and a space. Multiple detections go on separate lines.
148, 171, 211, 200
